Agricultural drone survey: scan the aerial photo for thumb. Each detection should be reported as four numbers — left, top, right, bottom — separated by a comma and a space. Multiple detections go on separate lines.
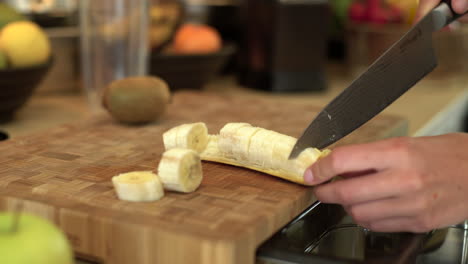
303, 155, 339, 186
302, 141, 395, 185
453, 0, 468, 14
414, 0, 440, 22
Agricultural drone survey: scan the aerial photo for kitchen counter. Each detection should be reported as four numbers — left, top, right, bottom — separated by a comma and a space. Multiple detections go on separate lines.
2, 66, 467, 139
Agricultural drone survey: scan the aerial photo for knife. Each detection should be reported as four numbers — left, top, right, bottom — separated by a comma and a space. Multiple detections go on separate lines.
289, 1, 467, 159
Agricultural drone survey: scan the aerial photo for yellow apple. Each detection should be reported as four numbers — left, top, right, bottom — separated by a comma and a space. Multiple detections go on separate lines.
0, 212, 74, 264
0, 21, 51, 67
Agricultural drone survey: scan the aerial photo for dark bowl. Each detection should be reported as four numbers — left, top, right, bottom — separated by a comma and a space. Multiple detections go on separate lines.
0, 59, 53, 123
149, 44, 236, 90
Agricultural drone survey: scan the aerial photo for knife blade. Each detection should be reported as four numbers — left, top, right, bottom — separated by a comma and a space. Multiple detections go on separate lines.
289, 2, 467, 159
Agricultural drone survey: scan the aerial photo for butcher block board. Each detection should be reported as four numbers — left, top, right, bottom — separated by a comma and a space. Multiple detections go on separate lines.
0, 91, 408, 264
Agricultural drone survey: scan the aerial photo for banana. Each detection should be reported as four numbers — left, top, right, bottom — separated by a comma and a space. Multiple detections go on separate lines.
218, 122, 251, 158
163, 122, 209, 153
202, 134, 222, 158
248, 128, 282, 168
201, 123, 329, 184
112, 171, 164, 202
225, 125, 261, 161
157, 148, 203, 193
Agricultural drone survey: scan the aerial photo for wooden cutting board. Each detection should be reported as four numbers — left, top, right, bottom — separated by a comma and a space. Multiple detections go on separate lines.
0, 91, 408, 264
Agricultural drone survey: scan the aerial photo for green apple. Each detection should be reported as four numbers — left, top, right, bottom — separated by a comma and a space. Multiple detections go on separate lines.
0, 212, 74, 264
0, 3, 26, 29
0, 50, 8, 69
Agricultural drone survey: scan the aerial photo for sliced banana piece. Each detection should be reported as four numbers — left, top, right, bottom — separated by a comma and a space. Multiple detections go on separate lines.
248, 128, 282, 168
218, 122, 251, 158
112, 171, 164, 202
221, 124, 261, 161
163, 122, 209, 153
158, 148, 203, 193
271, 134, 299, 169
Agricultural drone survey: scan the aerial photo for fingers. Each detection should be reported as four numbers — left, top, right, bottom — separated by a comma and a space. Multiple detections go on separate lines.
460, 15, 468, 23
345, 194, 430, 223
313, 169, 413, 205
304, 144, 382, 185
364, 217, 429, 233
415, 0, 440, 22
415, 0, 468, 23
344, 196, 435, 233
304, 137, 412, 185
453, 0, 468, 14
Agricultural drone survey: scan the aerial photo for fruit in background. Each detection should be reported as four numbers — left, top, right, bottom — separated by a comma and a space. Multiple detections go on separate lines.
102, 76, 171, 124
367, 0, 403, 23
349, 1, 368, 22
0, 212, 74, 264
386, 0, 418, 24
331, 0, 353, 33
0, 51, 7, 70
0, 3, 26, 29
0, 21, 51, 68
149, 3, 183, 51
348, 0, 403, 24
172, 23, 222, 54
386, 4, 404, 23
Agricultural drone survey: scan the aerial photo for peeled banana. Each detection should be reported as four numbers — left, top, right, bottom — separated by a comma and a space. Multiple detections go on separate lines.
112, 171, 164, 202
163, 122, 209, 153
157, 148, 203, 193
163, 122, 329, 185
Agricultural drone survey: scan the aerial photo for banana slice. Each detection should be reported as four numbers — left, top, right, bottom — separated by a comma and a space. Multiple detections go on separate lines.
221, 125, 261, 161
163, 122, 209, 153
248, 128, 282, 168
218, 122, 251, 158
112, 171, 164, 202
271, 134, 299, 168
158, 148, 203, 193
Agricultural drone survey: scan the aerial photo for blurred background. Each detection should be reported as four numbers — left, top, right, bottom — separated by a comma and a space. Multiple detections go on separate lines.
1, 0, 467, 91
0, 0, 467, 127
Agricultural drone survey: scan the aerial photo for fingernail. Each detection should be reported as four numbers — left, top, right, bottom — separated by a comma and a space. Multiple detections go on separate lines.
461, 0, 468, 13
304, 169, 314, 184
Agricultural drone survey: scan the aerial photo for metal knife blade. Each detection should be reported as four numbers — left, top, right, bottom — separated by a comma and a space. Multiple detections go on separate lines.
289, 2, 465, 159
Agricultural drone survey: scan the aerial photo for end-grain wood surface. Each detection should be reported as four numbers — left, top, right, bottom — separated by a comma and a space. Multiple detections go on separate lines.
0, 91, 408, 264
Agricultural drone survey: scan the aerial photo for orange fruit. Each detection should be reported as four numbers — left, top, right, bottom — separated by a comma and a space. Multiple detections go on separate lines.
172, 23, 222, 54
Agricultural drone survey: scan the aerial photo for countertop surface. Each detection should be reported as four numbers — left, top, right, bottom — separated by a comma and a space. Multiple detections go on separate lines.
2, 66, 467, 139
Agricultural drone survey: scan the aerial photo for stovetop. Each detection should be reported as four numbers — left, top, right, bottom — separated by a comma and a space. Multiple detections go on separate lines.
257, 202, 468, 264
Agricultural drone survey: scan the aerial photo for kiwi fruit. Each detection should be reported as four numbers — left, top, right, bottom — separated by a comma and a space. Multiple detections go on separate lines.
102, 76, 171, 124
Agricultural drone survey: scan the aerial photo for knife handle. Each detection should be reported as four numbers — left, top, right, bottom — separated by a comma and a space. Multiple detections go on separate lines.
440, 0, 468, 23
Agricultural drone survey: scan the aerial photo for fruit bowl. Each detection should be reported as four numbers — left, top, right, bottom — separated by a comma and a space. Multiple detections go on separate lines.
149, 43, 236, 90
0, 58, 53, 123
345, 23, 468, 80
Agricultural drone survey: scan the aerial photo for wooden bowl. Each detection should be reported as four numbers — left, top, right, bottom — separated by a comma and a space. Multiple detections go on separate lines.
0, 59, 53, 123
149, 44, 236, 90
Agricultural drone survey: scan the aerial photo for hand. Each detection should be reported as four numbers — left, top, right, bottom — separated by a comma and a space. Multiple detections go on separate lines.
303, 133, 468, 233
415, 0, 468, 22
